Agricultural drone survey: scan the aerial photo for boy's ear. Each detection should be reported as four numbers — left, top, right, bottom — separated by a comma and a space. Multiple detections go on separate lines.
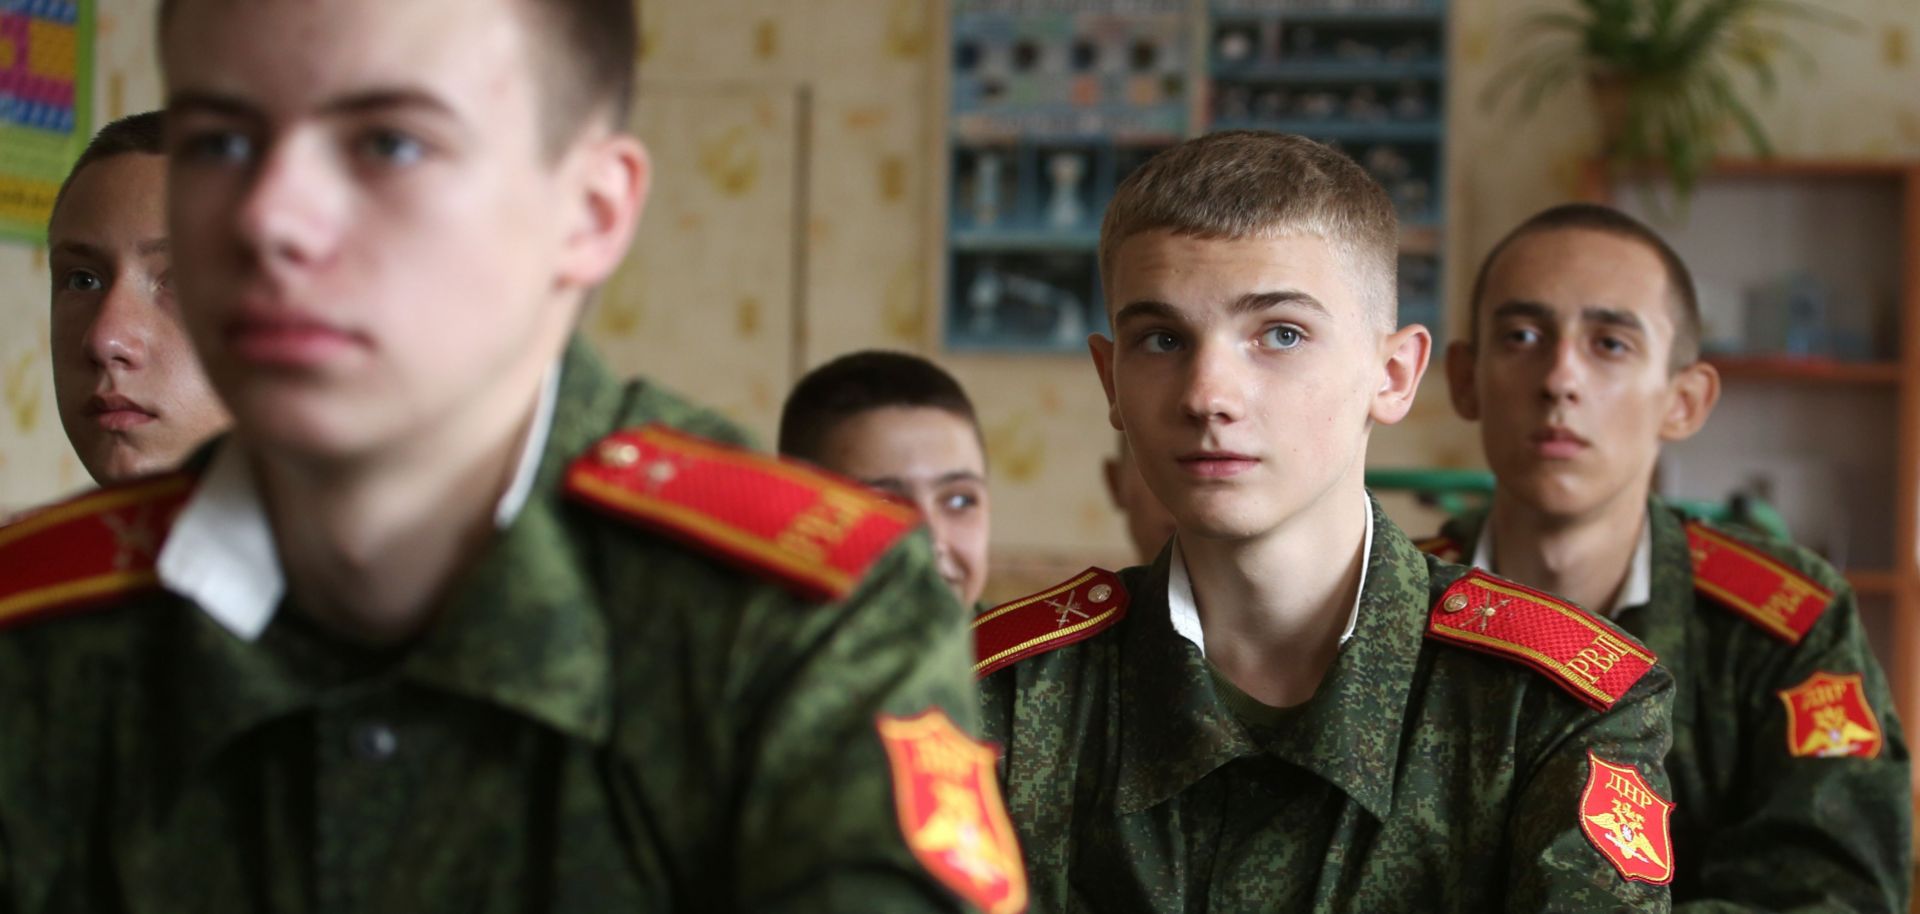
1659, 360, 1720, 442
1370, 323, 1430, 426
1444, 340, 1481, 421
557, 133, 650, 290
1089, 333, 1123, 432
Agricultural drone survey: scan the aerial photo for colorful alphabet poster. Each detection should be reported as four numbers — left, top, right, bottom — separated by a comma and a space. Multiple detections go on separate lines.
0, 0, 92, 244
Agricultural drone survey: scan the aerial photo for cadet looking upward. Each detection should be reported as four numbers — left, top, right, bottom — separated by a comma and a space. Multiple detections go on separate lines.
48, 111, 231, 484
781, 350, 992, 611
974, 130, 1679, 913
0, 0, 1023, 911
1425, 202, 1911, 912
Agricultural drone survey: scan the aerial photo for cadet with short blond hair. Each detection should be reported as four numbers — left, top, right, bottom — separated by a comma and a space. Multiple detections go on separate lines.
976, 131, 1677, 912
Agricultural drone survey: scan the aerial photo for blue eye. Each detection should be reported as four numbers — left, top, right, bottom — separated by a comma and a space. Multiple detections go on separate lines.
1260, 324, 1304, 349
942, 491, 979, 512
1140, 331, 1181, 353
177, 130, 254, 165
359, 129, 424, 166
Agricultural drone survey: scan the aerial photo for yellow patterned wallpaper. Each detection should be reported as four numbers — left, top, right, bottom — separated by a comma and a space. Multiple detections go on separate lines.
3, 0, 1918, 598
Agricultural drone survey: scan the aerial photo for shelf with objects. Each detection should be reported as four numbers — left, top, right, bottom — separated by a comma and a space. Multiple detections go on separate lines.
942, 0, 1188, 353
1205, 0, 1450, 340
936, 0, 1453, 354
1580, 161, 1920, 799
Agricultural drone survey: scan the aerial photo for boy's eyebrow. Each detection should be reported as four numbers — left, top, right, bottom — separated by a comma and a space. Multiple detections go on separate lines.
49, 238, 168, 262
1232, 289, 1329, 317
167, 87, 459, 122
1115, 290, 1330, 327
49, 240, 107, 261
1490, 300, 1554, 323
1582, 306, 1647, 332
936, 470, 986, 486
1113, 300, 1182, 327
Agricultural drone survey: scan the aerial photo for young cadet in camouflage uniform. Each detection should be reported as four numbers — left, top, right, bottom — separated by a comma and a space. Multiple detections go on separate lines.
1424, 202, 1911, 911
0, 0, 1023, 911
779, 351, 994, 613
974, 131, 1679, 912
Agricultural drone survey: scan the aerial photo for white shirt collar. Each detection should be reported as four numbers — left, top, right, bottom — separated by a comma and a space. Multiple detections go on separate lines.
1167, 495, 1373, 657
156, 365, 562, 641
1469, 513, 1653, 616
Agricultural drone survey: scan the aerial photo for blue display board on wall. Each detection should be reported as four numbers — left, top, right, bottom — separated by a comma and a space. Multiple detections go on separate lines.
944, 0, 1451, 352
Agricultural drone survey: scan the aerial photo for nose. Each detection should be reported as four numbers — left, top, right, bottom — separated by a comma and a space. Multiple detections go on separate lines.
1180, 339, 1246, 424
83, 274, 150, 372
1541, 337, 1584, 405
235, 135, 345, 271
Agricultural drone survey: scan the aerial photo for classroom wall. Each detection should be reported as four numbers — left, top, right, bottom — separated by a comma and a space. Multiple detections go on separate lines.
3, 0, 1918, 596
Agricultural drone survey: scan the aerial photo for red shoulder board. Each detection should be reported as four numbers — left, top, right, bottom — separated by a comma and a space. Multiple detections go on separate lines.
973, 567, 1126, 679
1427, 569, 1657, 711
0, 473, 195, 631
1687, 521, 1831, 645
565, 424, 918, 602
1414, 533, 1463, 563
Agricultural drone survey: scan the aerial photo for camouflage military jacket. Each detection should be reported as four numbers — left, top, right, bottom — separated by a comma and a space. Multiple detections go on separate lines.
1434, 500, 1912, 912
0, 339, 1014, 913
979, 500, 1677, 913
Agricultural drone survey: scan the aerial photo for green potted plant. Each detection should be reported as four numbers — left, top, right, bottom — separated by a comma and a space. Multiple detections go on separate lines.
1486, 0, 1851, 200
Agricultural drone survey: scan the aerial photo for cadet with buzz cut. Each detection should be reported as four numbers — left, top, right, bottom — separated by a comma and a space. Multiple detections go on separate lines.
975, 130, 1679, 912
781, 350, 993, 612
0, 0, 1023, 911
1424, 202, 1910, 911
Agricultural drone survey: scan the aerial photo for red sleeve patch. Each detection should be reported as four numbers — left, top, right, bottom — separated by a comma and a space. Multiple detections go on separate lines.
0, 473, 194, 630
565, 425, 920, 602
1580, 752, 1675, 885
1780, 671, 1884, 759
972, 567, 1126, 679
1426, 570, 1656, 711
877, 709, 1028, 914
1687, 521, 1831, 644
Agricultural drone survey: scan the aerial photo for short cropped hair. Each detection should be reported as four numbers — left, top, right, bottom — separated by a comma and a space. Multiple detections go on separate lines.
50, 111, 165, 222
158, 0, 635, 155
1098, 130, 1401, 327
780, 351, 982, 464
1467, 203, 1702, 371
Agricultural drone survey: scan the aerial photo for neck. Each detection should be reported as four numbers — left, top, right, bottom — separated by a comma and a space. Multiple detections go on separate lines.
1487, 485, 1648, 613
252, 363, 550, 647
1182, 478, 1369, 708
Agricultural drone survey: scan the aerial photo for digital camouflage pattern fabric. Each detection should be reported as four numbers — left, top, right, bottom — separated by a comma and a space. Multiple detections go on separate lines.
0, 337, 1011, 913
1433, 499, 1912, 912
979, 499, 1676, 913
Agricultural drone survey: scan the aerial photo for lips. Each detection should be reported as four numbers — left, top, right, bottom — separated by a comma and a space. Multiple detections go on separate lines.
1176, 450, 1261, 479
87, 393, 157, 432
1531, 426, 1591, 459
225, 305, 369, 368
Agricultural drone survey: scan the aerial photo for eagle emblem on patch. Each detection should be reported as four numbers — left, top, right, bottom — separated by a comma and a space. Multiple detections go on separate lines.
1579, 752, 1674, 885
1780, 671, 1884, 759
877, 709, 1027, 913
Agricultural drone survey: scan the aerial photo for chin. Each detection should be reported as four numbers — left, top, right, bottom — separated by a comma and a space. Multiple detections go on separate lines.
229, 393, 389, 463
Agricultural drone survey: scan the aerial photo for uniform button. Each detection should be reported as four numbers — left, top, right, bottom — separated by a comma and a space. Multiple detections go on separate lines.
1443, 594, 1470, 614
1088, 584, 1112, 604
353, 722, 399, 761
598, 440, 640, 468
